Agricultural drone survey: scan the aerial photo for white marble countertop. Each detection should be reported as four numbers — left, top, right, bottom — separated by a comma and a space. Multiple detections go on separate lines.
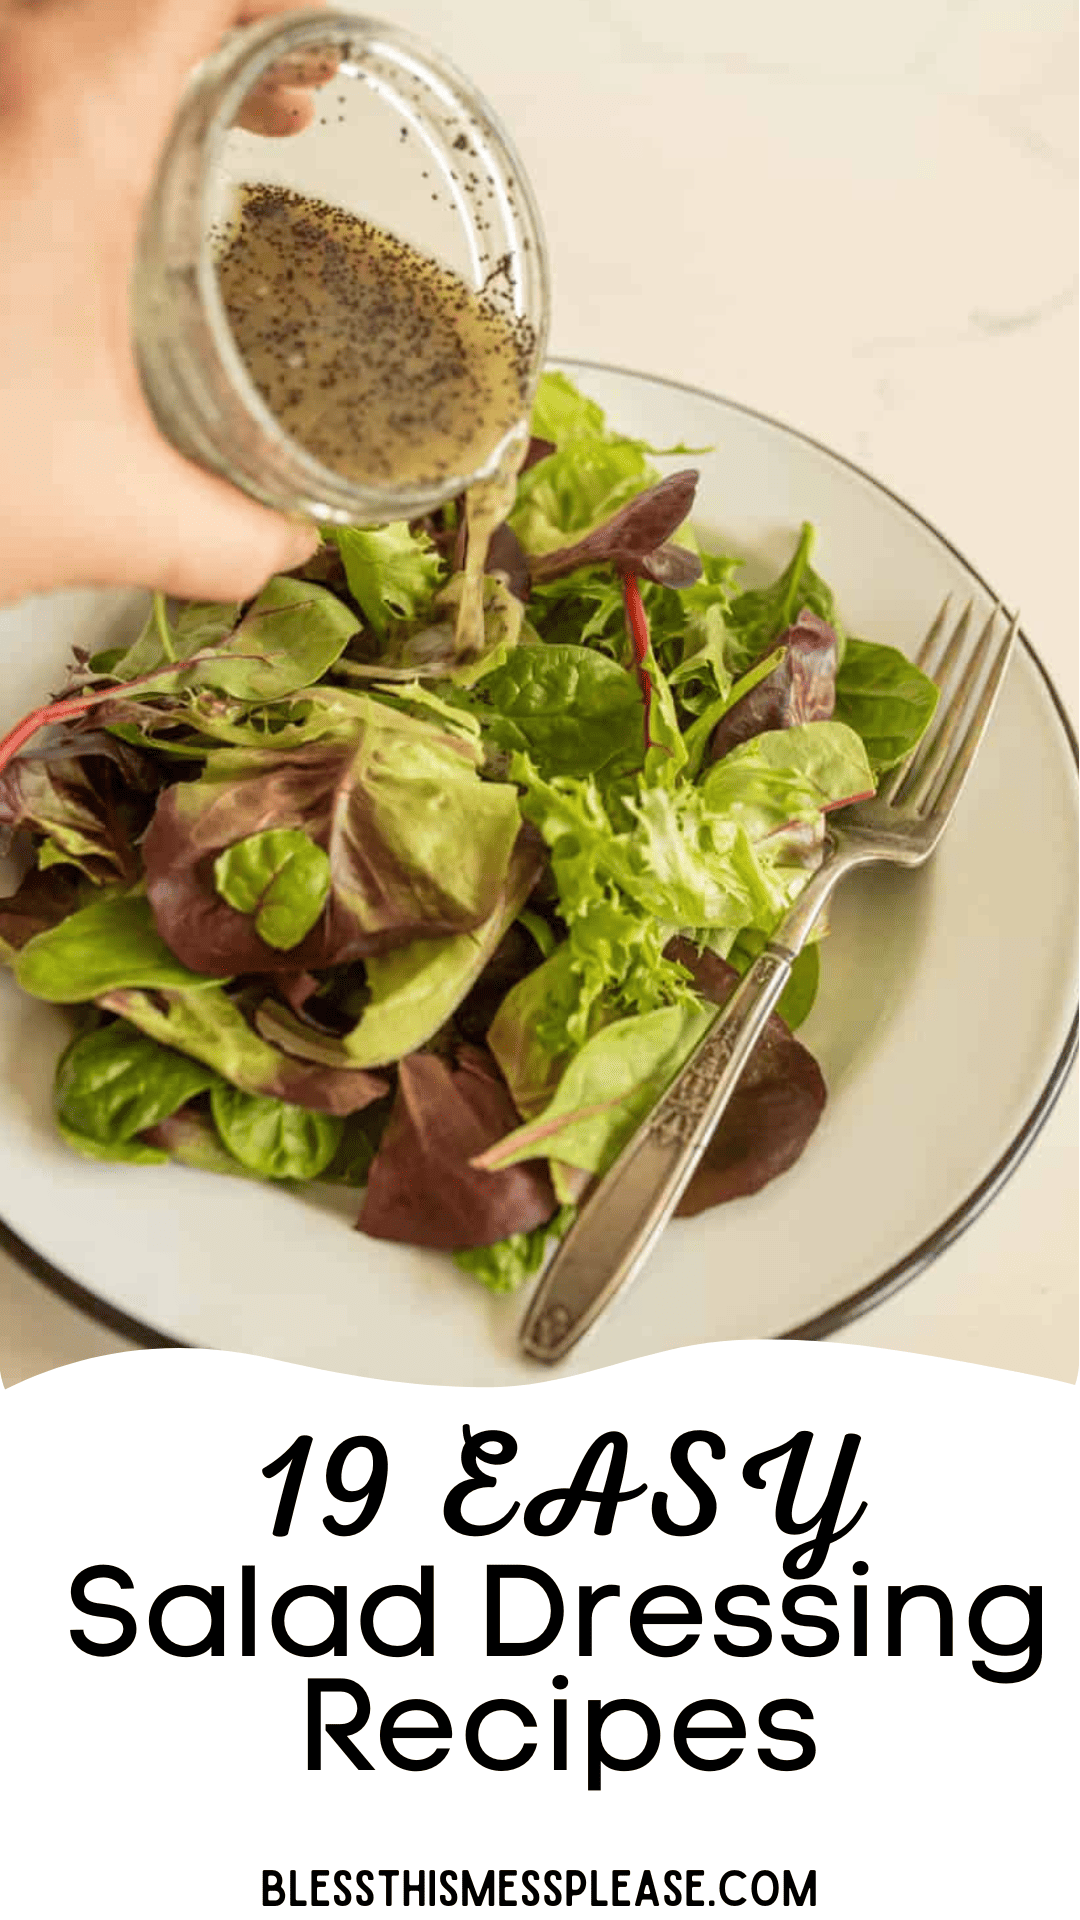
1, 0, 1075, 1386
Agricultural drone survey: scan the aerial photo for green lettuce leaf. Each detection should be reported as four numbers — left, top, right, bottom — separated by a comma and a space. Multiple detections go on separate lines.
213, 829, 331, 951
143, 702, 523, 977
475, 1000, 714, 1179
54, 1021, 219, 1144
209, 1084, 343, 1180
327, 522, 443, 634
487, 945, 582, 1122
452, 1204, 576, 1294
15, 894, 228, 1003
252, 840, 542, 1069
698, 721, 876, 837
97, 985, 386, 1116
834, 637, 939, 772
726, 524, 841, 672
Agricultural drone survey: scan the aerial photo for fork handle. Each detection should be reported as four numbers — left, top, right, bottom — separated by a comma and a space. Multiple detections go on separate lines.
519, 946, 794, 1364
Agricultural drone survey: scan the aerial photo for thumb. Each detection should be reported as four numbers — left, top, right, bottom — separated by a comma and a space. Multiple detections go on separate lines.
90, 422, 322, 601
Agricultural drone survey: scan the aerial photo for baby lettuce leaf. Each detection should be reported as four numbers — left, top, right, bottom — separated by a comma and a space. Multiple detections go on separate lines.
453, 1203, 577, 1294
55, 1117, 168, 1166
142, 701, 522, 976
15, 895, 229, 1003
327, 522, 443, 635
98, 985, 387, 1116
142, 1105, 265, 1180
357, 1044, 556, 1250
214, 830, 331, 951
209, 1084, 343, 1180
529, 371, 609, 444
107, 599, 237, 681
54, 1021, 219, 1145
477, 940, 827, 1211
834, 637, 939, 772
511, 761, 698, 1048
518, 757, 777, 948
0, 732, 161, 884
698, 722, 875, 838
188, 579, 360, 701
109, 580, 359, 700
527, 471, 702, 589
254, 838, 543, 1069
726, 525, 842, 672
510, 377, 667, 560
487, 944, 583, 1122
0, 864, 87, 963
708, 611, 838, 761
474, 1000, 716, 1180
463, 643, 646, 780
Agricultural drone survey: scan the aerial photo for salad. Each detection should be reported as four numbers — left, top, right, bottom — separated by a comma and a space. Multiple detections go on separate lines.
0, 374, 938, 1295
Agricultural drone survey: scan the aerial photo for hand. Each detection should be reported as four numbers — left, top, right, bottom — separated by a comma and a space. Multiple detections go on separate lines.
0, 0, 333, 607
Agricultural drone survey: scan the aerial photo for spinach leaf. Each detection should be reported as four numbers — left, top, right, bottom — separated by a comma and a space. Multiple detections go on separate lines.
319, 1107, 388, 1187
467, 644, 646, 779
834, 637, 940, 773
15, 895, 228, 1003
214, 829, 331, 951
210, 1084, 344, 1180
54, 1021, 219, 1144
145, 1106, 265, 1180
327, 522, 442, 634
55, 1116, 168, 1166
726, 524, 841, 671
452, 1204, 576, 1294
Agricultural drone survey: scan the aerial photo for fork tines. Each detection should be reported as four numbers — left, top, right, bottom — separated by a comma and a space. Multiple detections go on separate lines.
883, 597, 1019, 819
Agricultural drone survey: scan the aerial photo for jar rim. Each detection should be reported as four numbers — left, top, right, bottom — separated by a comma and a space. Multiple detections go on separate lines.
187, 10, 551, 521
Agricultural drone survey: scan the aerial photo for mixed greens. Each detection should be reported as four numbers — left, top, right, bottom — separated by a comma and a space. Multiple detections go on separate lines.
0, 374, 938, 1293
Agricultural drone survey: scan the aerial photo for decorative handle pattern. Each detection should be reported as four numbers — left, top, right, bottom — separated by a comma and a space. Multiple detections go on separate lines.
519, 949, 793, 1363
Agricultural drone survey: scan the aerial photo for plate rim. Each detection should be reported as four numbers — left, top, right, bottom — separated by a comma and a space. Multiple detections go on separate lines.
1, 355, 1076, 1363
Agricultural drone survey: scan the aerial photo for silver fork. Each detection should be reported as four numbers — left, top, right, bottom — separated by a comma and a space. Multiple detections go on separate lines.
519, 598, 1019, 1364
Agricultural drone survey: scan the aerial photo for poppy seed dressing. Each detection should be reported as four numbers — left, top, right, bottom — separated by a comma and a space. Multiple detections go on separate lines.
213, 184, 533, 492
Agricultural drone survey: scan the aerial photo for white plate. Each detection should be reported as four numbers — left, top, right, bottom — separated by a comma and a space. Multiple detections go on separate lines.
1, 361, 1076, 1383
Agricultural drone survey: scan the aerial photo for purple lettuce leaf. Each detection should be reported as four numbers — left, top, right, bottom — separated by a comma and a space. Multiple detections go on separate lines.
0, 863, 87, 957
357, 1043, 556, 1250
708, 609, 838, 761
0, 731, 163, 882
527, 471, 703, 589
665, 938, 827, 1214
142, 702, 522, 977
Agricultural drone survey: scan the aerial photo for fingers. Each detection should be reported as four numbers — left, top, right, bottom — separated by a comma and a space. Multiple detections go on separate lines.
235, 40, 342, 140
61, 418, 320, 604
236, 82, 317, 139
124, 449, 321, 602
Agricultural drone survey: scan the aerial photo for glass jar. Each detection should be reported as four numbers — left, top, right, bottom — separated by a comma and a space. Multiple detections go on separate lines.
132, 10, 550, 525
